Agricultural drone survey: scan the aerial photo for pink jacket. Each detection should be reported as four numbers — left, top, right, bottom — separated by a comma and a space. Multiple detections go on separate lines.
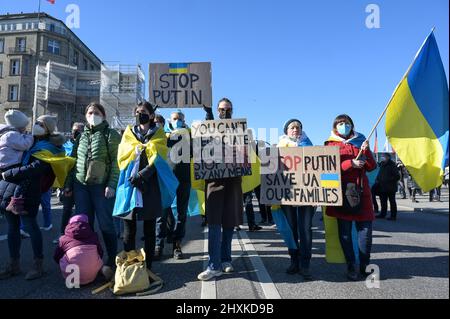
54, 215, 103, 285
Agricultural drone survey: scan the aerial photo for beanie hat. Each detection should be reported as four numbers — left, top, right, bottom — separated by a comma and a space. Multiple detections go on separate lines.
283, 119, 302, 135
69, 214, 89, 224
4, 110, 29, 129
37, 115, 57, 134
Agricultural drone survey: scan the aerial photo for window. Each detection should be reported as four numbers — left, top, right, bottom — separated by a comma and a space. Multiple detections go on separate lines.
47, 39, 60, 55
83, 58, 88, 71
0, 38, 4, 53
90, 64, 95, 71
49, 24, 55, 32
10, 59, 20, 76
73, 50, 79, 65
16, 37, 26, 52
8, 85, 19, 101
0, 62, 3, 78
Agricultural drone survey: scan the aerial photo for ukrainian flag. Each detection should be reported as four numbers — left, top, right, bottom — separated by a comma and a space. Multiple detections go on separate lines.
386, 30, 449, 192
320, 173, 340, 188
169, 63, 189, 74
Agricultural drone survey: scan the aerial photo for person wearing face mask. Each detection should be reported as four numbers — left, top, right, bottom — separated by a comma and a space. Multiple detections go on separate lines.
375, 153, 400, 220
276, 119, 315, 280
113, 101, 179, 290
0, 115, 75, 280
53, 123, 85, 244
64, 103, 120, 280
155, 110, 192, 260
197, 98, 245, 281
324, 114, 377, 281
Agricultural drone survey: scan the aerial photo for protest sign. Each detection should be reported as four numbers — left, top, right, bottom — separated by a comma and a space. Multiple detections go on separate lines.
261, 146, 342, 206
191, 119, 252, 180
149, 62, 212, 108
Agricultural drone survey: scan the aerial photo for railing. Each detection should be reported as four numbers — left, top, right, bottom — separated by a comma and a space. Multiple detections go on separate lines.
8, 47, 35, 55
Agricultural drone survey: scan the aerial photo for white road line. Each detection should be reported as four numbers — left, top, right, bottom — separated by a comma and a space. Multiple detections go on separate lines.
0, 235, 7, 242
238, 229, 282, 299
201, 228, 217, 299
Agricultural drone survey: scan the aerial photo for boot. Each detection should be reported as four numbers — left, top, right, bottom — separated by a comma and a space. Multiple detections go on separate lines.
0, 258, 21, 280
25, 258, 44, 281
286, 249, 300, 275
347, 264, 360, 281
173, 241, 184, 260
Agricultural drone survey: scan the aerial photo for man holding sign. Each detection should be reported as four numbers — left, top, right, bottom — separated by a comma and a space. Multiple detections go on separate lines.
195, 98, 246, 281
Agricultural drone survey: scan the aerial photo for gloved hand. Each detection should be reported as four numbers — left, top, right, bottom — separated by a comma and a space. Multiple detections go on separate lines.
129, 173, 147, 193
203, 104, 214, 120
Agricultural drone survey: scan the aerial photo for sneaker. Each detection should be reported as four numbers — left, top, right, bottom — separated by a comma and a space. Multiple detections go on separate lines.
20, 229, 30, 238
249, 225, 262, 232
347, 265, 360, 281
173, 242, 184, 260
299, 268, 313, 281
197, 268, 223, 281
40, 224, 53, 231
222, 262, 234, 273
235, 226, 241, 231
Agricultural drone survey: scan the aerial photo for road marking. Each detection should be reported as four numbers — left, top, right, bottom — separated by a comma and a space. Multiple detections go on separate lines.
237, 229, 282, 299
0, 235, 7, 242
200, 228, 217, 299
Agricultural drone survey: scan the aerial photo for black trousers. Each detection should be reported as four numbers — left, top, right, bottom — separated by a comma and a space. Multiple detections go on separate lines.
379, 192, 397, 218
123, 218, 156, 270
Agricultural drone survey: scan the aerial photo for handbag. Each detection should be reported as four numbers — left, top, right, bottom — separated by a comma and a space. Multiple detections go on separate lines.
113, 249, 150, 295
337, 174, 364, 215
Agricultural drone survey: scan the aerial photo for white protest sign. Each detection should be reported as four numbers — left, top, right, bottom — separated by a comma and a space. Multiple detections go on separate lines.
191, 119, 252, 180
261, 146, 343, 206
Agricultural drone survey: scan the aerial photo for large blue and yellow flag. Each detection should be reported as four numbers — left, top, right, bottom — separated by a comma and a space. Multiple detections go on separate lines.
386, 31, 449, 192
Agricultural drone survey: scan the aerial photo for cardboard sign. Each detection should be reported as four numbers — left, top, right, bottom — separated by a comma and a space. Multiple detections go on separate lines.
191, 119, 252, 180
261, 146, 342, 206
149, 62, 212, 108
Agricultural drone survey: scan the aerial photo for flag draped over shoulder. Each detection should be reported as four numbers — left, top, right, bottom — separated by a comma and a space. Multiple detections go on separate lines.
386, 31, 449, 192
22, 140, 75, 188
113, 126, 179, 217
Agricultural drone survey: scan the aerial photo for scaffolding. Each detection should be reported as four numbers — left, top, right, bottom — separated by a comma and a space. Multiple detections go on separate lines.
100, 64, 145, 130
33, 61, 100, 132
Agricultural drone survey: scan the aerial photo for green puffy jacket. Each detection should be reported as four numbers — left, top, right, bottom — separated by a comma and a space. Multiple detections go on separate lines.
66, 121, 121, 190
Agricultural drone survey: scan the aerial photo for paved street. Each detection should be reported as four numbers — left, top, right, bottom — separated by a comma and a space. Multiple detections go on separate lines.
0, 188, 448, 299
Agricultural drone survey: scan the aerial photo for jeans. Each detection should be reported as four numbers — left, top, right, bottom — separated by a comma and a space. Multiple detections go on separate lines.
40, 189, 52, 228
156, 182, 190, 247
123, 218, 156, 270
207, 224, 234, 271
337, 219, 372, 267
4, 209, 43, 260
60, 194, 75, 234
380, 192, 397, 218
74, 181, 117, 266
282, 206, 316, 268
244, 191, 256, 227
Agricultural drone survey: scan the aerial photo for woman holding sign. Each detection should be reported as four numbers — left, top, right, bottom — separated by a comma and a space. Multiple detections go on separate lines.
324, 114, 376, 281
278, 119, 316, 280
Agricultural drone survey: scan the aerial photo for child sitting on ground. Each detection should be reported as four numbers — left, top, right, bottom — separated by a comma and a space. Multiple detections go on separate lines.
54, 214, 104, 285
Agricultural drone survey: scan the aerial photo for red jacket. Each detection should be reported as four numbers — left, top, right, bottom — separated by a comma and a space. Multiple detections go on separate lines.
325, 140, 377, 221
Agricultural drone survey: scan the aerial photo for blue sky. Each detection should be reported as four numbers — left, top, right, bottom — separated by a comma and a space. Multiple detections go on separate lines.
3, 0, 449, 146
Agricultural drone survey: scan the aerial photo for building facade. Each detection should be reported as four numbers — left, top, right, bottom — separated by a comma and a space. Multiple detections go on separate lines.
0, 12, 102, 132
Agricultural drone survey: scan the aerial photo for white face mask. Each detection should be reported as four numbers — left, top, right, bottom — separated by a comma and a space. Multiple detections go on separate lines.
87, 114, 103, 127
32, 124, 46, 137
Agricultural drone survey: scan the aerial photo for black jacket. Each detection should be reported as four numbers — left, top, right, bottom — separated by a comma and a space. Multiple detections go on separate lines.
376, 160, 401, 193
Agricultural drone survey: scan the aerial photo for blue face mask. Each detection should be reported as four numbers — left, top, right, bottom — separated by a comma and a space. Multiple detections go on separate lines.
337, 123, 352, 137
172, 119, 183, 129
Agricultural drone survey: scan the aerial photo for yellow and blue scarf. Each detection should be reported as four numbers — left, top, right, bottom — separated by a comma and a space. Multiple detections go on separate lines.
113, 126, 179, 217
22, 140, 76, 188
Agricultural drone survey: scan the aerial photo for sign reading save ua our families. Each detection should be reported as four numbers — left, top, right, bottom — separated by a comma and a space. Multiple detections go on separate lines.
191, 119, 252, 180
261, 146, 343, 206
149, 62, 212, 108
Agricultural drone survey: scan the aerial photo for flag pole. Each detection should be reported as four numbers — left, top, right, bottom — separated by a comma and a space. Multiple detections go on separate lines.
355, 27, 436, 160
